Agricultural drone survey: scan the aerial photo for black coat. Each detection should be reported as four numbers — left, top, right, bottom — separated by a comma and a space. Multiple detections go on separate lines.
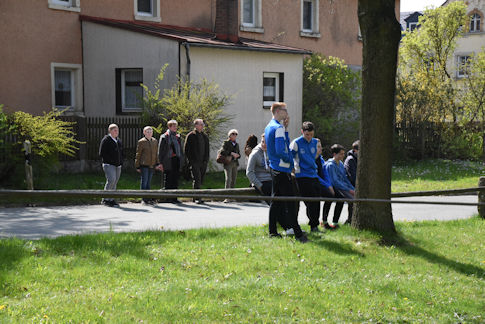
184, 130, 209, 164
99, 135, 124, 166
344, 150, 358, 186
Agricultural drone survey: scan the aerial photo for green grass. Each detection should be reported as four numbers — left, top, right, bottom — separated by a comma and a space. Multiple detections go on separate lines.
0, 218, 484, 322
392, 159, 484, 192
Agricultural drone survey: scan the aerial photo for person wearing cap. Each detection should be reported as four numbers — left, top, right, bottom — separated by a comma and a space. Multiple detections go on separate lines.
219, 129, 241, 195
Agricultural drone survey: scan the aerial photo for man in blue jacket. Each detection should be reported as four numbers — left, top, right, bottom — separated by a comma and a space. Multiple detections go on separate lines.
264, 102, 308, 243
290, 121, 321, 232
325, 144, 355, 227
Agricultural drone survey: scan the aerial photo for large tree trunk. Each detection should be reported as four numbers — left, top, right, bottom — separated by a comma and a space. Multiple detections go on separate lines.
353, 0, 401, 232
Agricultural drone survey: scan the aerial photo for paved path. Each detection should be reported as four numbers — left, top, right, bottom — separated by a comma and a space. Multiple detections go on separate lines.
0, 195, 478, 239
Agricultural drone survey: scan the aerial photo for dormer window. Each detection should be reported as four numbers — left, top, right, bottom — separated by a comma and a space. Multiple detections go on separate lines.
408, 22, 418, 31
470, 13, 481, 32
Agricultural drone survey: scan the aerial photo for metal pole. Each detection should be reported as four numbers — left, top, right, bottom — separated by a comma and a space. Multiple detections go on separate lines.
23, 140, 33, 190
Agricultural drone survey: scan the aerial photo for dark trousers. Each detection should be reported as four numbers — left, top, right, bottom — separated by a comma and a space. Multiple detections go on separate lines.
190, 161, 207, 189
256, 181, 273, 206
332, 189, 354, 224
190, 161, 207, 201
296, 177, 321, 228
269, 169, 303, 237
321, 186, 335, 223
164, 156, 180, 190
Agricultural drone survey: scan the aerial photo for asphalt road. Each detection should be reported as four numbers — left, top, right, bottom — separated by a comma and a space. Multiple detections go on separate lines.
0, 195, 479, 239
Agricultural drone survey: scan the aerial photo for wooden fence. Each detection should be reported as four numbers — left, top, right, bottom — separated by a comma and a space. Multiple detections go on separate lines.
58, 116, 144, 161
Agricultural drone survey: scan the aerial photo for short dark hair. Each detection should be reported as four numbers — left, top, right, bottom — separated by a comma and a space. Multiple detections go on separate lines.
352, 140, 360, 151
301, 121, 314, 132
330, 144, 345, 155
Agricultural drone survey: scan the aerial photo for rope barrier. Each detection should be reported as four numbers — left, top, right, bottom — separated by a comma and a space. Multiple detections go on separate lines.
0, 189, 484, 207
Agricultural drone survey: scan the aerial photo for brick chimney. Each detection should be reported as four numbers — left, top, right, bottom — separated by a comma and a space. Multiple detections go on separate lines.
214, 0, 240, 43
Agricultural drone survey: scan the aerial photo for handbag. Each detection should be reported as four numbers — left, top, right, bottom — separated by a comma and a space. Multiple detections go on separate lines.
216, 150, 232, 165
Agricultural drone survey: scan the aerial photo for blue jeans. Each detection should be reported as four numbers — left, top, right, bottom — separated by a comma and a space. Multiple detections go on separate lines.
140, 167, 154, 190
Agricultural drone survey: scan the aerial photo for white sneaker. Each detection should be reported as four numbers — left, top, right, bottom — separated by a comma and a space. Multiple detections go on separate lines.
285, 228, 295, 235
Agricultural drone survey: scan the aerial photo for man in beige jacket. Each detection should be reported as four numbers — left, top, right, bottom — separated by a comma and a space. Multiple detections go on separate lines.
135, 126, 162, 204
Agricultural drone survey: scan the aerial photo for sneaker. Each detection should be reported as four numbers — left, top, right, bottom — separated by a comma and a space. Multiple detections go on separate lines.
269, 233, 282, 238
111, 201, 120, 207
195, 199, 204, 204
344, 220, 351, 225
285, 228, 295, 235
172, 199, 182, 204
296, 234, 309, 243
310, 226, 320, 233
223, 199, 230, 203
323, 223, 339, 230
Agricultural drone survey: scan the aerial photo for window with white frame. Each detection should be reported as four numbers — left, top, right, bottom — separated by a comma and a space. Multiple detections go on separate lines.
51, 63, 83, 111
300, 0, 319, 37
134, 0, 161, 22
457, 55, 471, 78
242, 0, 255, 26
48, 0, 80, 12
241, 0, 263, 32
408, 22, 418, 31
116, 69, 143, 113
263, 72, 284, 108
470, 13, 481, 32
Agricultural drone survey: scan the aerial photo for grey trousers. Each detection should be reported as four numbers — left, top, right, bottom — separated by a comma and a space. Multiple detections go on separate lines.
103, 163, 121, 201
224, 161, 238, 189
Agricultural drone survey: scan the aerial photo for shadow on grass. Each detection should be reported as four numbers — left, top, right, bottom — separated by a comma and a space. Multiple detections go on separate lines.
379, 231, 484, 279
312, 238, 364, 257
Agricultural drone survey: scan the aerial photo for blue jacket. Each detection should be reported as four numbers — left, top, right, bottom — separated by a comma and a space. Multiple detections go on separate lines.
264, 119, 293, 173
290, 136, 318, 178
325, 158, 355, 191
316, 155, 332, 188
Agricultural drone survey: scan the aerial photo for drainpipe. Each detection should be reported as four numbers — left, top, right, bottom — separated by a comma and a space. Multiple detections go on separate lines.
183, 42, 191, 84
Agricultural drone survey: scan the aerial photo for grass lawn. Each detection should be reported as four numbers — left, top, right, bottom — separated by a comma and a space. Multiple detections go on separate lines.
391, 159, 484, 193
0, 217, 484, 322
28, 159, 485, 192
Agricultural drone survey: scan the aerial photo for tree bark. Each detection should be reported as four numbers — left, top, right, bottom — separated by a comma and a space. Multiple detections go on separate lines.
353, 0, 401, 232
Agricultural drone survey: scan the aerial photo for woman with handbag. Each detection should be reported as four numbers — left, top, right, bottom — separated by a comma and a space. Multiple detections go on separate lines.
218, 129, 240, 200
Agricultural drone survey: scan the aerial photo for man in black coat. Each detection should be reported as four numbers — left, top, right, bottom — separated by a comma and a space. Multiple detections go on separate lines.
184, 119, 210, 203
344, 140, 359, 187
99, 124, 124, 207
158, 120, 184, 202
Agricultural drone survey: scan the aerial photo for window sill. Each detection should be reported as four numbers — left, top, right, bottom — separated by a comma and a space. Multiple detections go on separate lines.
300, 31, 321, 38
240, 26, 264, 33
48, 3, 81, 12
464, 31, 485, 36
134, 14, 161, 23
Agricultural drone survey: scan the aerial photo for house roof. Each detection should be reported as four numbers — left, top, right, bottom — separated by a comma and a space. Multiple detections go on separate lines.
399, 11, 422, 30
79, 15, 312, 55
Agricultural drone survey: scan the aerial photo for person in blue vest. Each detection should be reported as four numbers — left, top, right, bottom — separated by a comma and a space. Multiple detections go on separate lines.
325, 144, 355, 227
290, 121, 321, 233
264, 102, 308, 243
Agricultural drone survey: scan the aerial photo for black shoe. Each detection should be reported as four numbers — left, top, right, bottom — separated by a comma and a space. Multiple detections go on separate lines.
172, 199, 182, 204
111, 201, 120, 207
102, 200, 112, 206
344, 220, 351, 225
196, 199, 204, 204
310, 226, 320, 233
296, 234, 309, 243
269, 233, 282, 238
